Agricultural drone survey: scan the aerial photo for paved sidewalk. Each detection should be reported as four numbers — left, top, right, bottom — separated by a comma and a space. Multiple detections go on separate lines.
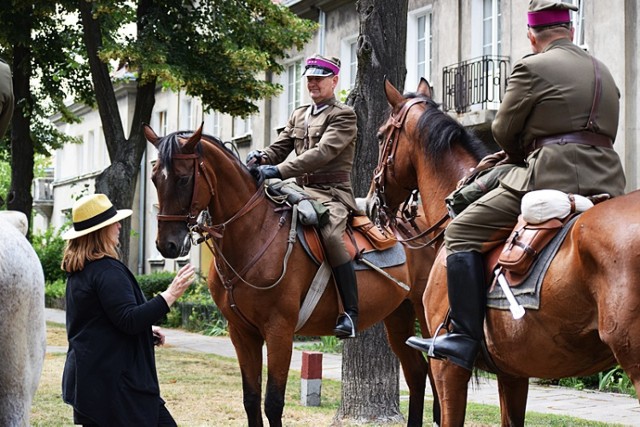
46, 308, 639, 425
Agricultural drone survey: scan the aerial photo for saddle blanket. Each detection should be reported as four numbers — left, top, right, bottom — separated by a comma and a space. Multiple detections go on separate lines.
487, 215, 579, 310
296, 225, 406, 271
354, 244, 406, 271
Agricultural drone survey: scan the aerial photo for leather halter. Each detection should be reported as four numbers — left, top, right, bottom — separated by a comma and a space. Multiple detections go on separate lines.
373, 98, 425, 226
156, 153, 217, 232
156, 151, 264, 240
372, 97, 448, 249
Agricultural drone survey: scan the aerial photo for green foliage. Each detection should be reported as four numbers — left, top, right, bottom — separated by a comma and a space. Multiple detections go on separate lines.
0, 157, 9, 206
297, 336, 343, 354
598, 366, 637, 397
136, 271, 176, 300
84, 0, 317, 117
136, 270, 227, 334
45, 278, 66, 299
32, 226, 67, 284
0, 2, 88, 159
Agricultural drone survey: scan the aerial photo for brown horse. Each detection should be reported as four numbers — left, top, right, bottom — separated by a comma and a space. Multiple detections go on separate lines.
367, 78, 640, 426
143, 124, 435, 426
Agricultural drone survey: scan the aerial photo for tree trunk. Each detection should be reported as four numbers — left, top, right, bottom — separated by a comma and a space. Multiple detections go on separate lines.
7, 24, 34, 236
79, 0, 156, 265
338, 0, 408, 424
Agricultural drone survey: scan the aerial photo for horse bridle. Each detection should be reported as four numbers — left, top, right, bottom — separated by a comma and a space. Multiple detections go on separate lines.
156, 151, 263, 241
373, 97, 448, 249
156, 153, 216, 233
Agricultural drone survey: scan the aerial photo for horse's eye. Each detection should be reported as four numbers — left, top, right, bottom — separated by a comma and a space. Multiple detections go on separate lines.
177, 176, 191, 187
376, 132, 383, 142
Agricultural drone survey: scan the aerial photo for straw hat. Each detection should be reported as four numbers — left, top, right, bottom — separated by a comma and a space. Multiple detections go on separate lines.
62, 194, 132, 240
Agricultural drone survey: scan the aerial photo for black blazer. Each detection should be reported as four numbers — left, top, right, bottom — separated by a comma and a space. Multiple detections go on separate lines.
62, 257, 170, 426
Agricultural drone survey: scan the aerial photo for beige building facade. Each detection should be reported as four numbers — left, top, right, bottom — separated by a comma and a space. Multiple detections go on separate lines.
43, 0, 638, 274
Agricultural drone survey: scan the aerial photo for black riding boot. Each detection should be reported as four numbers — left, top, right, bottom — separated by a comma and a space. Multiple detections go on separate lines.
406, 251, 485, 371
333, 261, 359, 339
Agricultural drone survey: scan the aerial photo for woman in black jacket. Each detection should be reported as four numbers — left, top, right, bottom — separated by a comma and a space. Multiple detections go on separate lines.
61, 193, 195, 426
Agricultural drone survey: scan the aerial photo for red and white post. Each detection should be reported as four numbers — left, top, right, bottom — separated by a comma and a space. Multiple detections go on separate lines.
300, 351, 322, 406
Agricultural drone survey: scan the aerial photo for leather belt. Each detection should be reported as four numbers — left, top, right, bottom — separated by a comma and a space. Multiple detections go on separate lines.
533, 131, 613, 151
295, 171, 351, 186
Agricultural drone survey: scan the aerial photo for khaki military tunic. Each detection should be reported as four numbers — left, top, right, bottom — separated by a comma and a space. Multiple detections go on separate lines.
446, 38, 626, 254
262, 97, 357, 266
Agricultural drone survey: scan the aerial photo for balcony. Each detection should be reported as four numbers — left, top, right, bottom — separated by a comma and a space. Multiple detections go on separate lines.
32, 176, 54, 218
442, 55, 510, 116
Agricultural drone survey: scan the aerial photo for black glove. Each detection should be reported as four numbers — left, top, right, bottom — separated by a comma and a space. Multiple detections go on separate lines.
250, 165, 281, 182
246, 150, 265, 166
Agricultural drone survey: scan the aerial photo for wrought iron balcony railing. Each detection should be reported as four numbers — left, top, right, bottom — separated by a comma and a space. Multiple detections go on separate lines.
442, 55, 510, 114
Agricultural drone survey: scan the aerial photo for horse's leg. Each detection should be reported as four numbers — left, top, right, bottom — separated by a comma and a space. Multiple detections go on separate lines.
229, 324, 266, 427
383, 299, 428, 426
496, 374, 529, 427
598, 282, 640, 401
263, 328, 295, 427
431, 360, 472, 427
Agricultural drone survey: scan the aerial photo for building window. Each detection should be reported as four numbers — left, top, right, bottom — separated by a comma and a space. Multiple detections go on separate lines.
180, 98, 192, 130
349, 40, 357, 89
157, 110, 168, 136
417, 13, 433, 83
483, 0, 502, 57
287, 60, 303, 116
406, 7, 433, 91
86, 130, 95, 173
340, 37, 358, 93
233, 115, 251, 138
204, 110, 221, 137
568, 0, 585, 48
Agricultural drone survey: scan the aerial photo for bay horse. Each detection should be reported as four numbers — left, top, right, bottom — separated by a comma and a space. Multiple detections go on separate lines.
143, 124, 434, 426
0, 212, 46, 426
368, 78, 640, 426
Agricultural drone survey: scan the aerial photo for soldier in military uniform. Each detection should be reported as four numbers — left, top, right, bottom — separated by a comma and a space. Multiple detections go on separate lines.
407, 1, 626, 370
247, 54, 359, 338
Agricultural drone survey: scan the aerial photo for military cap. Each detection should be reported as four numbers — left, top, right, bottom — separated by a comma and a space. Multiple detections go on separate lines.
303, 54, 340, 77
527, 0, 578, 27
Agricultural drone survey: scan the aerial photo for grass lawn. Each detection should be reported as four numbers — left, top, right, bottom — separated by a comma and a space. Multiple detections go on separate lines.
32, 322, 623, 426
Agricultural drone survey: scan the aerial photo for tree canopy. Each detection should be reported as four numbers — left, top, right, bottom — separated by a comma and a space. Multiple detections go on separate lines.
0, 0, 315, 257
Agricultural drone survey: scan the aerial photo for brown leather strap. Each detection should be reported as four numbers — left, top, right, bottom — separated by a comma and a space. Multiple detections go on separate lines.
295, 171, 351, 186
586, 56, 601, 132
533, 131, 613, 150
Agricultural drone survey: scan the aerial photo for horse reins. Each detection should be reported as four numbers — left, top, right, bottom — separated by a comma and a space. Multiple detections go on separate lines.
157, 148, 298, 331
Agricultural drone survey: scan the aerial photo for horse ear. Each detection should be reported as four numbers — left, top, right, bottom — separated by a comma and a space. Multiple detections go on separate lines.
143, 123, 160, 148
384, 79, 404, 109
417, 78, 433, 99
184, 122, 204, 152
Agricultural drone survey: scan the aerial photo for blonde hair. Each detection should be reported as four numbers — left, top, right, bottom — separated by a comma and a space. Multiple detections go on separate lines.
61, 226, 120, 273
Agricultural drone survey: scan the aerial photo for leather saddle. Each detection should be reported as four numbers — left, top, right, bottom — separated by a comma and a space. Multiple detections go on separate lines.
300, 215, 398, 265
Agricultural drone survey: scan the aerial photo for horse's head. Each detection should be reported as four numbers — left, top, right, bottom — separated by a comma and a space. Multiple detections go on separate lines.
367, 78, 490, 228
145, 123, 212, 258
367, 78, 432, 225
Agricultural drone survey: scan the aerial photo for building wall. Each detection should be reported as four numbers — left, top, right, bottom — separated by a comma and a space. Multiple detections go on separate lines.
46, 0, 638, 275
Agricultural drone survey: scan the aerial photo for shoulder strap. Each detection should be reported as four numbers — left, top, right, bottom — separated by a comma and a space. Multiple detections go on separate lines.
585, 56, 601, 132
303, 105, 312, 149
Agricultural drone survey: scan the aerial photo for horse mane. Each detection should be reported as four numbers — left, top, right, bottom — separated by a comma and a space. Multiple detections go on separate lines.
156, 130, 244, 171
404, 93, 491, 168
